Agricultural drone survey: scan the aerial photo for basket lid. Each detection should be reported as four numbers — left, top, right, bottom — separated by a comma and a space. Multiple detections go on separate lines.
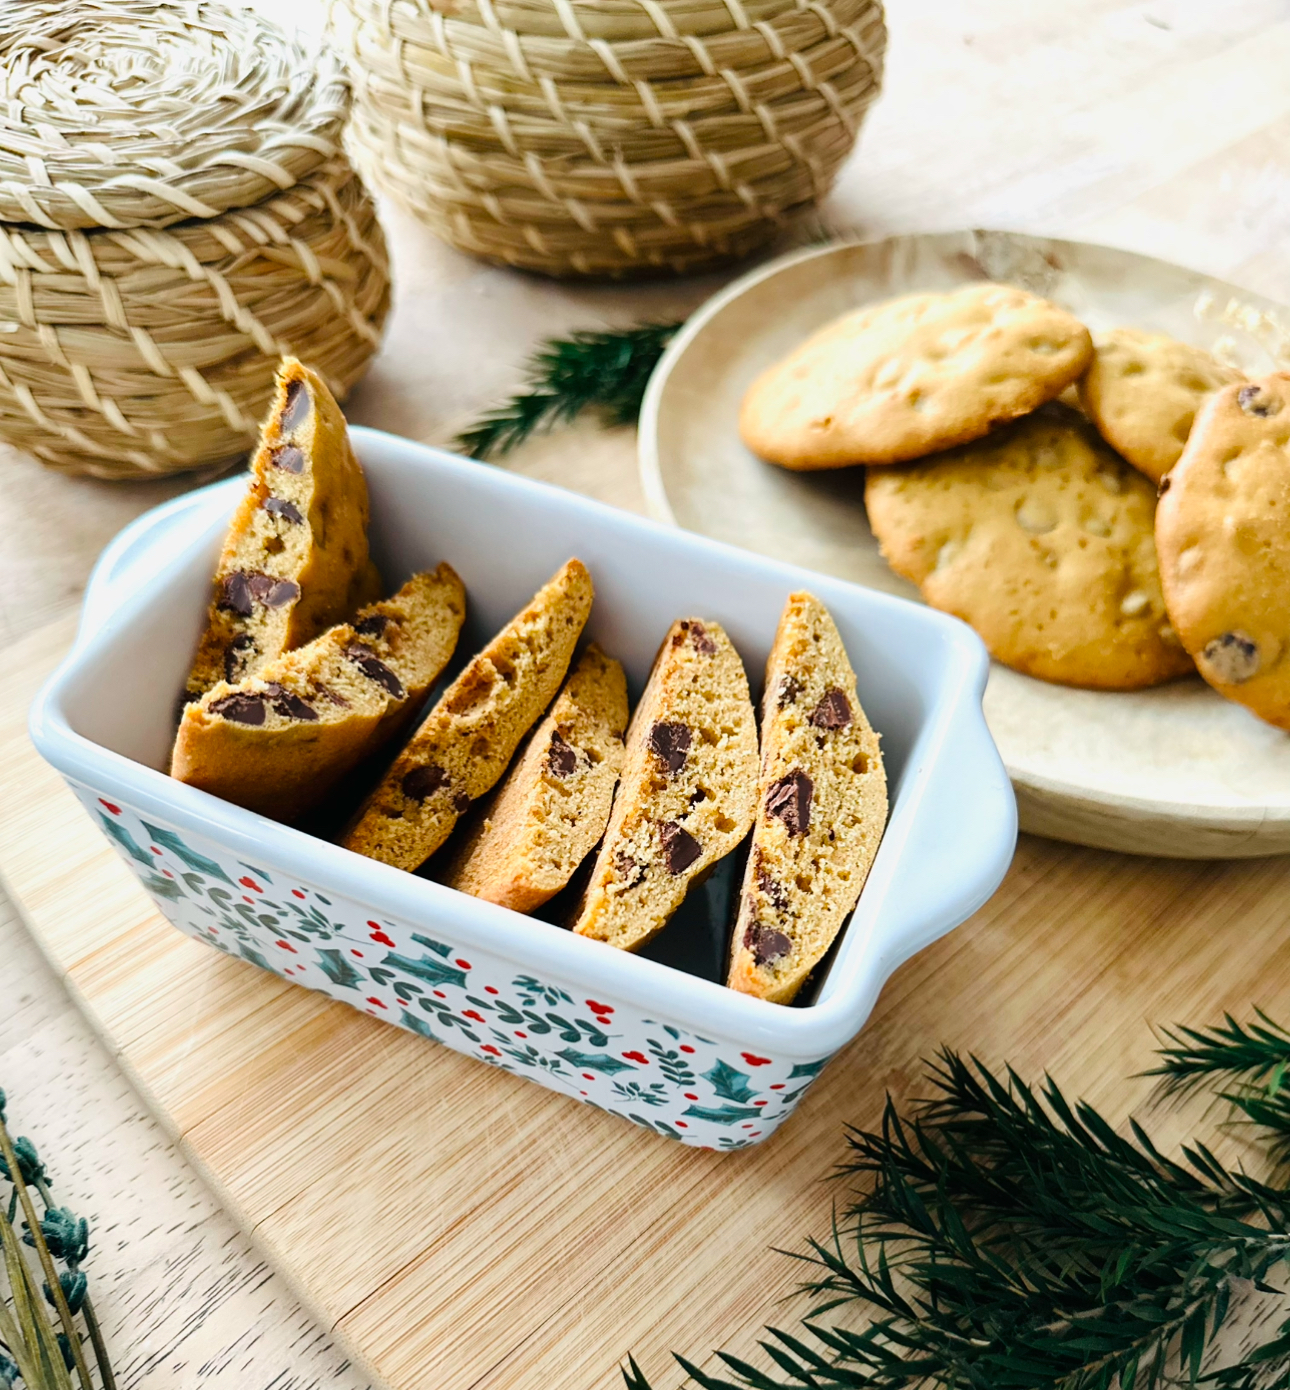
0, 0, 349, 231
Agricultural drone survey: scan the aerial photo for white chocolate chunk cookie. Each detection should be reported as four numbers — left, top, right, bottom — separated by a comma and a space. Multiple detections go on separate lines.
573, 619, 758, 953
1156, 373, 1290, 730
727, 593, 887, 1005
1079, 328, 1244, 483
172, 566, 466, 822
343, 559, 594, 871
187, 357, 377, 699
739, 282, 1093, 470
441, 644, 629, 912
865, 405, 1194, 690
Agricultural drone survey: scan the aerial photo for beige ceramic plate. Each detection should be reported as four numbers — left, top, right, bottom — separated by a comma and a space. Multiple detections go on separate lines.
639, 230, 1290, 859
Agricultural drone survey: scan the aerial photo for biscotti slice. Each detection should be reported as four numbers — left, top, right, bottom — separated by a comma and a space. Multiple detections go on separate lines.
342, 559, 595, 871
573, 619, 758, 953
441, 644, 629, 912
727, 593, 887, 1004
186, 357, 375, 699
171, 566, 466, 822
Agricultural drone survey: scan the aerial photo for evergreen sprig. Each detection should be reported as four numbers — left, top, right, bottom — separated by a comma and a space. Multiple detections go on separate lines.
0, 1089, 114, 1390
454, 321, 682, 460
1147, 1012, 1290, 1165
625, 1020, 1290, 1390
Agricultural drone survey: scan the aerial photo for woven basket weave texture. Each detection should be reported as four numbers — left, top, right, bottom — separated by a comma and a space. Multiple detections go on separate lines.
328, 0, 885, 277
0, 1, 391, 479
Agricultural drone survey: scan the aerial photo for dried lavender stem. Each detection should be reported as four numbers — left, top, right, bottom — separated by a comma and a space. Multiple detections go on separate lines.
0, 1118, 93, 1390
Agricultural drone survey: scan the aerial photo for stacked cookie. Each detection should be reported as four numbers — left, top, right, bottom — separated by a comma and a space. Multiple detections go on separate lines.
742, 283, 1289, 727
170, 360, 891, 1005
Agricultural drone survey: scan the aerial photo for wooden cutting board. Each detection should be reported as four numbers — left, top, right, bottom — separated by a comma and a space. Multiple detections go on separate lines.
5, 615, 1290, 1390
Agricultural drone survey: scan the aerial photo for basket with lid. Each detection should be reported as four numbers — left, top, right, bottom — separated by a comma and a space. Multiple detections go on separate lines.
0, 0, 390, 479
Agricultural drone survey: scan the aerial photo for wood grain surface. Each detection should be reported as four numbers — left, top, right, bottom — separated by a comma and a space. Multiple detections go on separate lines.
4, 0, 1290, 1383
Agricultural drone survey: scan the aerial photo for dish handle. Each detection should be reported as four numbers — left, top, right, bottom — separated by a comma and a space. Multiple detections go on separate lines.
75, 483, 235, 652
873, 669, 1018, 981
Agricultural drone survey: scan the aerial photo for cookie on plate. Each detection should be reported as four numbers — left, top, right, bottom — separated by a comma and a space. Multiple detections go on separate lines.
727, 593, 887, 1004
573, 619, 758, 953
343, 559, 594, 871
739, 282, 1093, 471
171, 566, 466, 822
186, 357, 377, 700
1156, 374, 1290, 729
865, 404, 1193, 690
441, 644, 629, 912
1078, 328, 1244, 483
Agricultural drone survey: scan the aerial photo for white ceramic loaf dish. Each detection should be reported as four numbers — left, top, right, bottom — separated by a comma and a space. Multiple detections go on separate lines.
30, 430, 1017, 1149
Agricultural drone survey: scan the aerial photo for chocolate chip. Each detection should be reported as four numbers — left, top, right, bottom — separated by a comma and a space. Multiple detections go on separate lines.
280, 378, 311, 434
218, 571, 255, 616
689, 621, 717, 655
547, 730, 578, 778
755, 858, 788, 911
345, 645, 405, 698
353, 613, 390, 639
246, 573, 300, 609
316, 686, 349, 707
452, 791, 471, 813
223, 633, 255, 682
745, 923, 792, 967
648, 721, 691, 774
659, 820, 702, 875
209, 691, 267, 725
261, 682, 318, 721
270, 445, 305, 474
613, 851, 645, 888
1157, 474, 1172, 497
809, 688, 853, 731
776, 674, 802, 709
1201, 631, 1260, 684
263, 496, 303, 524
766, 769, 812, 836
672, 619, 716, 655
402, 764, 449, 801
1238, 384, 1281, 418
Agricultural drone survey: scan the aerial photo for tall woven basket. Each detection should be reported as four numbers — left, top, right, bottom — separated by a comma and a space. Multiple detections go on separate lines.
327, 0, 885, 278
0, 1, 391, 480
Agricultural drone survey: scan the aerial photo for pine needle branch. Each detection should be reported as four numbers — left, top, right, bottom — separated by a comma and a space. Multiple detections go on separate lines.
624, 1028, 1290, 1390
454, 321, 682, 460
1147, 1012, 1290, 1101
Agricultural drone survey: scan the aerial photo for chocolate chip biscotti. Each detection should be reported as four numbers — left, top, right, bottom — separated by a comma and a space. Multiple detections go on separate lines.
441, 644, 629, 912
342, 559, 594, 871
727, 593, 887, 1004
186, 357, 378, 700
573, 619, 758, 953
171, 566, 466, 822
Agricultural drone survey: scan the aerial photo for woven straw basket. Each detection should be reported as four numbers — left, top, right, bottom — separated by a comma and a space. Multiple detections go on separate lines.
0, 1, 391, 480
327, 0, 885, 278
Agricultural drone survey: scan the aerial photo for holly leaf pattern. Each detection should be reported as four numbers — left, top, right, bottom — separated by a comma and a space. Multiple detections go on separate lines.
99, 812, 151, 866
400, 1009, 441, 1041
142, 824, 234, 883
316, 948, 364, 989
557, 1048, 636, 1074
703, 1059, 756, 1103
381, 950, 467, 989
682, 1103, 763, 1124
141, 872, 185, 901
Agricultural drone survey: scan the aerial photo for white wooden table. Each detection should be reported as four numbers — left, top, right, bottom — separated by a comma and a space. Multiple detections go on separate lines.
4, 0, 1289, 1381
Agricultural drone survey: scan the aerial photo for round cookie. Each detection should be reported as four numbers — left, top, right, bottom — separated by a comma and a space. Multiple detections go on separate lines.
865, 404, 1194, 690
739, 282, 1093, 471
1078, 328, 1244, 483
1155, 373, 1290, 730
